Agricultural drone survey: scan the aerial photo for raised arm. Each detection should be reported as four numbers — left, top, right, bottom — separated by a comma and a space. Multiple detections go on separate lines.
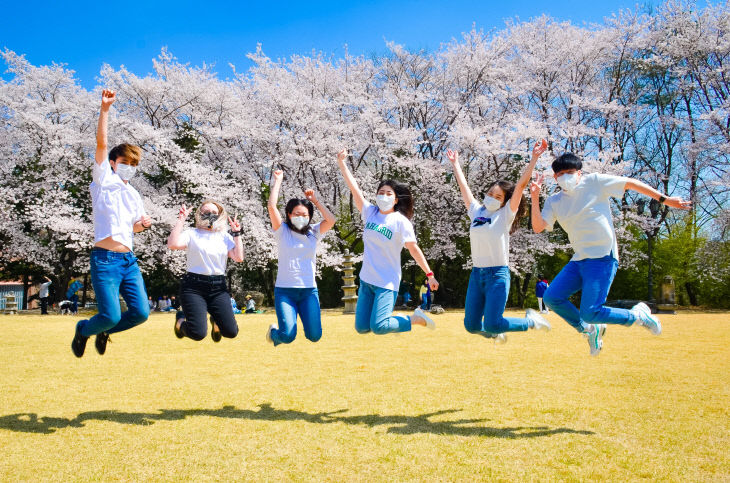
336, 149, 366, 212
405, 241, 439, 291
95, 89, 116, 165
227, 215, 245, 262
511, 138, 547, 213
624, 179, 691, 210
446, 150, 476, 211
167, 204, 192, 250
529, 173, 549, 233
304, 189, 336, 234
268, 169, 284, 231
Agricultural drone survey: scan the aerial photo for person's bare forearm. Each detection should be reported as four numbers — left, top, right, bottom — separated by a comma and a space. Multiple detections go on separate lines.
530, 193, 546, 233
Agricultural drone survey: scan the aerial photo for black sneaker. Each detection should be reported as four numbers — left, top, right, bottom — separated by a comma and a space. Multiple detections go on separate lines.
71, 322, 89, 358
174, 314, 185, 339
95, 332, 110, 355
210, 317, 222, 343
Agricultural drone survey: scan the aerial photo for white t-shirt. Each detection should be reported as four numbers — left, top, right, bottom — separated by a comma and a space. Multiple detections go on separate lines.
541, 173, 628, 261
90, 159, 145, 251
39, 281, 52, 298
359, 201, 417, 291
468, 201, 516, 268
274, 222, 322, 288
178, 228, 236, 276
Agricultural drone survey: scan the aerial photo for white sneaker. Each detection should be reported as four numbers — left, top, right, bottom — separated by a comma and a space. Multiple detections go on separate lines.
413, 307, 435, 330
266, 324, 276, 345
584, 324, 606, 356
526, 309, 551, 331
631, 302, 662, 335
493, 333, 507, 345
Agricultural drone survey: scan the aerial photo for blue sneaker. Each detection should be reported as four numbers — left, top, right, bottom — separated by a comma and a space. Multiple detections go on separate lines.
584, 324, 606, 356
631, 302, 662, 335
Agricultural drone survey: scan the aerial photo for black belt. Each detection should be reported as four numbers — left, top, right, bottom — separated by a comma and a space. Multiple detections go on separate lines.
184, 272, 226, 282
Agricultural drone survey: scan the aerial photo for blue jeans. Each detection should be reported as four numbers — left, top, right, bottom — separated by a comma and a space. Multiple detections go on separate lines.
543, 254, 636, 333
78, 248, 149, 337
272, 287, 322, 345
355, 281, 411, 334
464, 266, 529, 336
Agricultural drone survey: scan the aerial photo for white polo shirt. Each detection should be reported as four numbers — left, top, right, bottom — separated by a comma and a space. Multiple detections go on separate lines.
358, 201, 416, 291
90, 159, 145, 251
541, 173, 628, 261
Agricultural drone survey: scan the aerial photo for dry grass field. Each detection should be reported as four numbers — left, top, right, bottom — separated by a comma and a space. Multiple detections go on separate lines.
0, 309, 727, 481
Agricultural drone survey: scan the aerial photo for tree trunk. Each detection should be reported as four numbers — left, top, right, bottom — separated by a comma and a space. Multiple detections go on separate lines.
684, 282, 698, 306
647, 234, 654, 302
22, 272, 29, 311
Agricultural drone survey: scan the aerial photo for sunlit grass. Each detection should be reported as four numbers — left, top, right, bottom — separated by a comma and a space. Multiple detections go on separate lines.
0, 309, 727, 481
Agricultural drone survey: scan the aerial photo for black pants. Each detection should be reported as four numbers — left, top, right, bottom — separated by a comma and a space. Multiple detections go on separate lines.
178, 272, 238, 341
40, 297, 49, 315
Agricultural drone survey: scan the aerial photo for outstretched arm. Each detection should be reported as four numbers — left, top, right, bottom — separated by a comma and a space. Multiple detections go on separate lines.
405, 241, 439, 291
268, 170, 284, 231
305, 189, 336, 234
336, 149, 366, 212
167, 204, 192, 250
446, 149, 476, 211
624, 179, 691, 210
95, 89, 116, 165
530, 173, 549, 233
511, 139, 547, 213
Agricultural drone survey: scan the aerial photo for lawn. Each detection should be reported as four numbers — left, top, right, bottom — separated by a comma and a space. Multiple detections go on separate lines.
0, 309, 727, 481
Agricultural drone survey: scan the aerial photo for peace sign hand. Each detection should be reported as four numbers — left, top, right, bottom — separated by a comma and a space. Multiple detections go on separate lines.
530, 173, 545, 197
178, 203, 192, 220
228, 214, 241, 232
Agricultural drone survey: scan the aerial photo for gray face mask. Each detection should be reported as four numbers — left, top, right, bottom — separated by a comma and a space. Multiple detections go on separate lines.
482, 195, 501, 212
290, 216, 310, 230
200, 212, 220, 228
114, 162, 137, 180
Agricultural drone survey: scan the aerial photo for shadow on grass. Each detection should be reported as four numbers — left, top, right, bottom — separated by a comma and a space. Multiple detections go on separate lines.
0, 403, 593, 438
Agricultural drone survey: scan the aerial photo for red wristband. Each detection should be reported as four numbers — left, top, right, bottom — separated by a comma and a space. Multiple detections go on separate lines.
426, 272, 434, 278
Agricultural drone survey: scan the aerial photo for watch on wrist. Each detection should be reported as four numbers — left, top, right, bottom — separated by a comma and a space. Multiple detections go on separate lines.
230, 230, 242, 237
658, 195, 667, 204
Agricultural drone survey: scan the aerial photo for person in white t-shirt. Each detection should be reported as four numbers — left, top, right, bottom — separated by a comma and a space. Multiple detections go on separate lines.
167, 200, 244, 342
71, 89, 152, 358
336, 149, 439, 335
447, 140, 551, 345
265, 169, 337, 346
530, 153, 691, 355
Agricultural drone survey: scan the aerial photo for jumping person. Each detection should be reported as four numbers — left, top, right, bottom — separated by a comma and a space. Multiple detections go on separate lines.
447, 140, 551, 345
265, 169, 336, 346
71, 89, 152, 358
336, 149, 439, 334
530, 153, 691, 355
168, 201, 244, 342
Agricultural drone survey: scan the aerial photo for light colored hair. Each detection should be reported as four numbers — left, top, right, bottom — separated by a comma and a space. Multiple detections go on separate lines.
194, 200, 228, 232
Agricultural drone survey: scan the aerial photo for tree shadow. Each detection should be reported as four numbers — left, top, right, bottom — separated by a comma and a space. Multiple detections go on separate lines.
0, 404, 593, 439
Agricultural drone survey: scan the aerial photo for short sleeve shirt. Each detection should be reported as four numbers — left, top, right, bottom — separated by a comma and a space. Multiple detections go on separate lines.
541, 173, 628, 261
468, 201, 516, 268
90, 159, 145, 251
358, 201, 416, 291
178, 228, 235, 275
274, 222, 322, 288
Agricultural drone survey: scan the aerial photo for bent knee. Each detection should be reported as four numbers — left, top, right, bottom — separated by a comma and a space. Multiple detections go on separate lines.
355, 326, 371, 335
306, 331, 322, 343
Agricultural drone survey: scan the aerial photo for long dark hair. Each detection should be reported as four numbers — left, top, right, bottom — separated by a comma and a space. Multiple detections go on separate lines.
377, 179, 414, 219
284, 198, 315, 235
486, 179, 527, 234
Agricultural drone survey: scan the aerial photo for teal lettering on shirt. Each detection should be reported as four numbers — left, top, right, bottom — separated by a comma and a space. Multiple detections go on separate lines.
365, 221, 393, 240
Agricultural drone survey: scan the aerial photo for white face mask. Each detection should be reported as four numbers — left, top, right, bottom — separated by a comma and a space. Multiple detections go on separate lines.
376, 194, 396, 212
556, 172, 581, 193
290, 216, 310, 230
114, 162, 137, 181
483, 195, 502, 212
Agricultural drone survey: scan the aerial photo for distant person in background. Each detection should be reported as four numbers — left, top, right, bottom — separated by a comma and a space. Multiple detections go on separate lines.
419, 280, 431, 311
66, 279, 83, 315
230, 297, 241, 314
39, 276, 52, 315
170, 295, 180, 310
148, 296, 157, 312
159, 295, 173, 312
535, 276, 549, 313
245, 295, 256, 314
401, 281, 412, 306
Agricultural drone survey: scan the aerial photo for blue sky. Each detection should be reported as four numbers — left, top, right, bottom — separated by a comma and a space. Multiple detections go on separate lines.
2, 0, 674, 88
